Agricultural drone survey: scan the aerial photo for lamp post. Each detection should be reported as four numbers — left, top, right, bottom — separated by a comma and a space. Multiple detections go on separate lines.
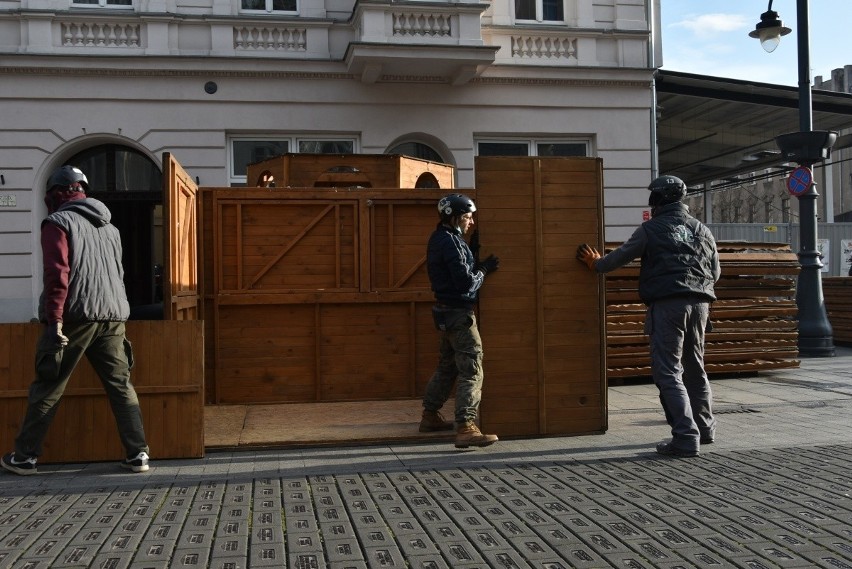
750, 0, 837, 357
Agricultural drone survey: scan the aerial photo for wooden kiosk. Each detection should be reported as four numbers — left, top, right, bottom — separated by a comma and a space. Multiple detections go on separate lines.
203, 154, 607, 438
0, 153, 606, 462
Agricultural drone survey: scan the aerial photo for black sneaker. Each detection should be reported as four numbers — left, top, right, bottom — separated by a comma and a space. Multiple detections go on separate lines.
121, 452, 149, 473
1, 452, 38, 476
656, 441, 699, 458
700, 436, 715, 445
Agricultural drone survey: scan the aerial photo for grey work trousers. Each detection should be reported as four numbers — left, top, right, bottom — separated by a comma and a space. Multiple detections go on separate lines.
422, 308, 484, 425
15, 321, 149, 460
645, 296, 716, 451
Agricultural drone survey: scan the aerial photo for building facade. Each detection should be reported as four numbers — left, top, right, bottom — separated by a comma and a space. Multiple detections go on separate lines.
0, 0, 660, 322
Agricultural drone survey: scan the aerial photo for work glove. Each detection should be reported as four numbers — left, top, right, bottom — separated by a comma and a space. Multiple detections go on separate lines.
47, 321, 69, 348
576, 243, 601, 271
478, 254, 500, 275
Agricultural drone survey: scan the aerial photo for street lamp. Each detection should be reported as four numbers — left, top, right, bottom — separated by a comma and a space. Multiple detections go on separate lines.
748, 1, 790, 52
749, 0, 837, 358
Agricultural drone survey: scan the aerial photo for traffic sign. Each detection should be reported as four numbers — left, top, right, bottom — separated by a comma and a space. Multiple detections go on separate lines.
787, 166, 812, 196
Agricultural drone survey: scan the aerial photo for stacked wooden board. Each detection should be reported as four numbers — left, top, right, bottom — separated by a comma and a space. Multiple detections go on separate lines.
823, 277, 852, 345
605, 242, 801, 379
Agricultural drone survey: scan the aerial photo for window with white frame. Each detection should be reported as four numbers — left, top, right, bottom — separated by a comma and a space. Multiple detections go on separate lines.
476, 139, 589, 157
72, 0, 132, 6
241, 0, 297, 13
229, 136, 356, 185
514, 0, 564, 23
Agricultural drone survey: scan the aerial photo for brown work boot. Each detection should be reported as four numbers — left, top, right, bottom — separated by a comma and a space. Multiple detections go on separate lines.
455, 421, 498, 448
419, 410, 454, 432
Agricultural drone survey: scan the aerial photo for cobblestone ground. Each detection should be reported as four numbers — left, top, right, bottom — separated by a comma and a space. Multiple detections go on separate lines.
1, 443, 851, 569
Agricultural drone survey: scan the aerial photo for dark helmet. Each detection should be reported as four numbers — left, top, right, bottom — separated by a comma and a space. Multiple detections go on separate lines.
648, 175, 686, 205
437, 193, 476, 219
46, 165, 88, 193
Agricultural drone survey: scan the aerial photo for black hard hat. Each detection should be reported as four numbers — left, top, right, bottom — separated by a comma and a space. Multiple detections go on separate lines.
437, 193, 476, 218
648, 175, 686, 204
46, 165, 89, 193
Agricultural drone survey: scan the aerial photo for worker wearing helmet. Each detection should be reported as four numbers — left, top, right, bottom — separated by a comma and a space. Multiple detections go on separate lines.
420, 193, 500, 448
576, 175, 720, 457
1, 165, 150, 476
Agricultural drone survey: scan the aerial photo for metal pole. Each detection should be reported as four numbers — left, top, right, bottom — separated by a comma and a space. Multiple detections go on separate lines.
793, 0, 835, 357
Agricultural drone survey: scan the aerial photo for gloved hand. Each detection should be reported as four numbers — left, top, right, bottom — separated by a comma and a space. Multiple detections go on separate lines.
478, 254, 500, 275
576, 243, 601, 271
47, 321, 69, 348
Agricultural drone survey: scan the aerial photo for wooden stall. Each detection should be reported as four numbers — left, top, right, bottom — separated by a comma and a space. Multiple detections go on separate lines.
200, 155, 607, 438
246, 153, 456, 190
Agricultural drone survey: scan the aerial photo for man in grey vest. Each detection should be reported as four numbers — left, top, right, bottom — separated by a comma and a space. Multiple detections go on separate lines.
1, 165, 150, 476
577, 175, 720, 457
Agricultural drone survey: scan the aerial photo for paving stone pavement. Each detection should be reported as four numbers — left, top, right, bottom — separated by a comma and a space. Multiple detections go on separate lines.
1, 346, 851, 568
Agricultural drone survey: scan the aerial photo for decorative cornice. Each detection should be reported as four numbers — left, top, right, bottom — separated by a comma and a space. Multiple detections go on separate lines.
0, 65, 652, 88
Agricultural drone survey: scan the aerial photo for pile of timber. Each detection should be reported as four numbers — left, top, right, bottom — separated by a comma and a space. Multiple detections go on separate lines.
823, 277, 852, 345
605, 242, 801, 379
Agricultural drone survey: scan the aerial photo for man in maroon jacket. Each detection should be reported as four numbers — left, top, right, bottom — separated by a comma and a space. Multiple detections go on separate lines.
1, 165, 150, 476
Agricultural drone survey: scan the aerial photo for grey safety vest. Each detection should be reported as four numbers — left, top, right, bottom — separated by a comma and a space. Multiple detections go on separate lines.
39, 198, 130, 323
638, 203, 717, 304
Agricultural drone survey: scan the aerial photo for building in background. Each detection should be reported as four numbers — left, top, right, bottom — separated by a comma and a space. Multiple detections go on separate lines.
0, 0, 662, 323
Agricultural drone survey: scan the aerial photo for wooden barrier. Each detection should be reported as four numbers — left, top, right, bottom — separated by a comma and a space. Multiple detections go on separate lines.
200, 188, 445, 405
824, 277, 852, 345
475, 157, 607, 437
0, 321, 204, 464
605, 242, 801, 378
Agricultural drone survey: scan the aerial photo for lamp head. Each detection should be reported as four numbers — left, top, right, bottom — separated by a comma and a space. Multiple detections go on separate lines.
748, 3, 791, 53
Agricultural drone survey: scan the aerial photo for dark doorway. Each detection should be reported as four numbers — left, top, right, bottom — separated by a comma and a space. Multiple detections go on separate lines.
65, 144, 163, 316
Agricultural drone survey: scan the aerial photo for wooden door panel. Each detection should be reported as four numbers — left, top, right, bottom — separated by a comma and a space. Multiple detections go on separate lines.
163, 152, 199, 320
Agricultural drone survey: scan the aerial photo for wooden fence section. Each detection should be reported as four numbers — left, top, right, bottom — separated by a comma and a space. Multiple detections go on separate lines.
606, 242, 801, 379
202, 188, 446, 405
824, 277, 852, 345
475, 157, 607, 437
0, 321, 204, 464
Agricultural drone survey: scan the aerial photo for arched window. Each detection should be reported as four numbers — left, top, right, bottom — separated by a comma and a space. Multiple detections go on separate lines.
387, 142, 445, 164
67, 144, 160, 193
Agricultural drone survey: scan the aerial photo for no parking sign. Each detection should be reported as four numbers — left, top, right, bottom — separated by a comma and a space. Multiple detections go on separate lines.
787, 166, 812, 196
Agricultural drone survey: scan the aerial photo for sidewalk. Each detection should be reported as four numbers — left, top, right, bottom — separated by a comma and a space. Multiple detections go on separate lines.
1, 347, 851, 568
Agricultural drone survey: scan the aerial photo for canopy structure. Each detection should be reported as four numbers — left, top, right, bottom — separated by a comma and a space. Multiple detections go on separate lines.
655, 70, 852, 189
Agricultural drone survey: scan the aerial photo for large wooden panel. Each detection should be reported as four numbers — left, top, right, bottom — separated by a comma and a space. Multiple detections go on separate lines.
0, 321, 204, 464
205, 189, 445, 404
475, 156, 608, 437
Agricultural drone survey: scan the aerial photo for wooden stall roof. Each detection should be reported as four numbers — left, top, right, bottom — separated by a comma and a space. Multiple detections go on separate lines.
246, 153, 456, 190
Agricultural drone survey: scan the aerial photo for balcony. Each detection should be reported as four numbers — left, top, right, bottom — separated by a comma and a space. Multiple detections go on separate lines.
344, 0, 498, 84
